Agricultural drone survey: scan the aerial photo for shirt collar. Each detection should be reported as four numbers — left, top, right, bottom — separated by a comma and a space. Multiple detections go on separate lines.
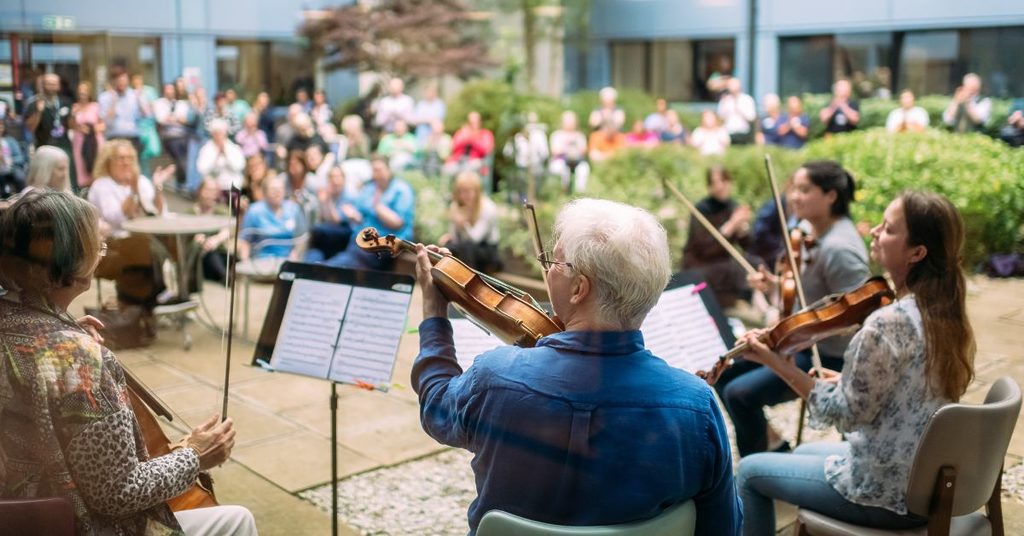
536, 329, 646, 355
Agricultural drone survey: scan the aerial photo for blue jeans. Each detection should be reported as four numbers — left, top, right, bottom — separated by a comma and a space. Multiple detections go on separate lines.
325, 246, 393, 271
737, 442, 927, 536
715, 351, 844, 457
305, 222, 353, 263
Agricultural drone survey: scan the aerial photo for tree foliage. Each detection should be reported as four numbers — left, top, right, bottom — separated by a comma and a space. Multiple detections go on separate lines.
299, 0, 497, 80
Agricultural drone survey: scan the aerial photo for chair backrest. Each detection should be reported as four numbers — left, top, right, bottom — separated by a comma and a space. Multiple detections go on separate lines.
476, 500, 696, 536
905, 376, 1022, 516
0, 497, 76, 535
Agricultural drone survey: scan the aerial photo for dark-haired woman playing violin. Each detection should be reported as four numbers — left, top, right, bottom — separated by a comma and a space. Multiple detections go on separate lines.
735, 191, 975, 535
717, 160, 870, 457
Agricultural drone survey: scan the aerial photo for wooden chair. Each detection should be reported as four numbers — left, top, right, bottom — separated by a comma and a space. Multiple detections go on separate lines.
796, 376, 1022, 536
0, 497, 75, 536
477, 500, 696, 536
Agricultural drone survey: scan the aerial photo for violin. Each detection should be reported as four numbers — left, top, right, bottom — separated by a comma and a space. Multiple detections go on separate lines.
355, 227, 564, 347
698, 276, 895, 385
776, 229, 817, 315
122, 367, 218, 510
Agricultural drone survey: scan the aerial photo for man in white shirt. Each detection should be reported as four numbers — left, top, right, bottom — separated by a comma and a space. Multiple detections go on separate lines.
717, 78, 757, 145
886, 90, 929, 133
373, 78, 415, 134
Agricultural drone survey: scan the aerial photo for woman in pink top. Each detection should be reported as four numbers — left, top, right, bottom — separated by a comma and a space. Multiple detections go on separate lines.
69, 81, 105, 187
624, 119, 660, 148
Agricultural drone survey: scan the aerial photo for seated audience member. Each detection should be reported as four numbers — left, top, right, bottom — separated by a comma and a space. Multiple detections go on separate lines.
338, 114, 372, 161
197, 119, 246, 193
1001, 98, 1024, 147
660, 110, 687, 144
505, 112, 549, 183
273, 104, 302, 162
234, 111, 269, 158
439, 171, 501, 273
549, 111, 590, 194
444, 111, 495, 178
718, 78, 757, 144
25, 145, 72, 193
819, 79, 860, 136
689, 111, 731, 156
777, 96, 810, 149
756, 94, 783, 146
413, 84, 446, 144
682, 166, 753, 308
88, 139, 172, 233
373, 77, 415, 134
304, 143, 336, 194
242, 153, 271, 205
943, 73, 992, 133
284, 148, 319, 226
285, 113, 329, 156
411, 198, 742, 536
419, 119, 452, 178
588, 86, 626, 131
623, 119, 659, 148
0, 190, 256, 536
737, 191, 974, 535
0, 120, 26, 196
310, 89, 333, 129
886, 90, 929, 133
587, 121, 625, 163
239, 175, 307, 261
325, 154, 414, 270
643, 98, 670, 136
305, 166, 355, 263
190, 178, 230, 285
377, 119, 419, 171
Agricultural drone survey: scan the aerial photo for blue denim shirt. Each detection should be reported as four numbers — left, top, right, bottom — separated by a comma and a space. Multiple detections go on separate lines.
412, 318, 742, 535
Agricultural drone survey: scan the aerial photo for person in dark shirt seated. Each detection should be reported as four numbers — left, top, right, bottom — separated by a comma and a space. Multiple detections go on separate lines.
411, 198, 742, 535
682, 166, 753, 308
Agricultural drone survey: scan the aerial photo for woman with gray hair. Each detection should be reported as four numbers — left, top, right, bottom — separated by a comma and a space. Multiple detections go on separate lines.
0, 190, 256, 535
25, 144, 72, 192
410, 198, 742, 535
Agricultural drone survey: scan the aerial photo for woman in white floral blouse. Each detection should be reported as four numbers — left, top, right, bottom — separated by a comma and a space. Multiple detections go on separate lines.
735, 191, 975, 535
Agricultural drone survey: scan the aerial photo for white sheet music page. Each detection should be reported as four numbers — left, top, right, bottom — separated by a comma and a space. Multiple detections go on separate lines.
328, 286, 412, 388
641, 284, 728, 373
269, 279, 352, 378
450, 318, 504, 370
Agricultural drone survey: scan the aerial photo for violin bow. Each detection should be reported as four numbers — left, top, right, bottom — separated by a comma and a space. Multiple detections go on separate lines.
220, 184, 243, 420
661, 177, 757, 277
764, 154, 824, 376
523, 203, 551, 290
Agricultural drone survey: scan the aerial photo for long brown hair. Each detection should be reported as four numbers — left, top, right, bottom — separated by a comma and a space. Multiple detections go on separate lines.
901, 191, 975, 401
450, 171, 484, 225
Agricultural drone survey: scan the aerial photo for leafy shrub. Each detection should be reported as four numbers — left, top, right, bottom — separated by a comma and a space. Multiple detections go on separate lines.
804, 129, 1024, 266
564, 89, 657, 131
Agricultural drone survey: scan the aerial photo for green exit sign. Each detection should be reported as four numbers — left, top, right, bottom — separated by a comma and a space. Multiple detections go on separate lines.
42, 15, 76, 31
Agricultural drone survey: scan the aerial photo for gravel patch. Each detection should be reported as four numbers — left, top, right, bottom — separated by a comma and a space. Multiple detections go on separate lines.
1000, 462, 1024, 504
300, 449, 475, 536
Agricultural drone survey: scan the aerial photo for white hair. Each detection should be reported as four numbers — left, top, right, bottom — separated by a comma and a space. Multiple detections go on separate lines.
209, 118, 229, 135
554, 198, 671, 329
26, 146, 71, 192
599, 86, 618, 102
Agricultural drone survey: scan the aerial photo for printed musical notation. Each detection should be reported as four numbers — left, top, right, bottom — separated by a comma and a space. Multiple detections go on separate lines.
641, 284, 729, 374
267, 276, 412, 389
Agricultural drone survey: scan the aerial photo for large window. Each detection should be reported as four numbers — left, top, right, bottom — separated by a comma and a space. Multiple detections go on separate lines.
781, 25, 1024, 98
216, 39, 313, 104
610, 38, 733, 102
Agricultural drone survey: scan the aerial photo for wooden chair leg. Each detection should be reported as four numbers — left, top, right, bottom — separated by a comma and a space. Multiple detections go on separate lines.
927, 466, 956, 536
794, 517, 810, 536
987, 466, 1004, 536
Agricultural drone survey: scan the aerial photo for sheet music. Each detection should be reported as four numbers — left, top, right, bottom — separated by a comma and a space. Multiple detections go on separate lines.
641, 284, 729, 373
329, 287, 410, 386
266, 275, 412, 390
269, 279, 352, 378
450, 318, 504, 370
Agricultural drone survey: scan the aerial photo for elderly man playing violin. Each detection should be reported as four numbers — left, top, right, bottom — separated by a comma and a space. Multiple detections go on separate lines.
411, 198, 741, 535
0, 191, 256, 535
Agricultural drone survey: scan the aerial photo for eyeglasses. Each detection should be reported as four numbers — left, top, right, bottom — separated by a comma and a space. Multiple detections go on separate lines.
537, 251, 573, 272
99, 242, 108, 257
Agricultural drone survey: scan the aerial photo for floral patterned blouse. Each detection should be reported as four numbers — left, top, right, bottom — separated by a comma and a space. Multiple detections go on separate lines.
808, 295, 949, 515
0, 294, 199, 535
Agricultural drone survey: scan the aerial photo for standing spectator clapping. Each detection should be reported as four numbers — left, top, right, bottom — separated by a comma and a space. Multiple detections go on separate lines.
310, 89, 333, 129
756, 94, 783, 146
373, 78, 415, 134
413, 84, 446, 145
550, 111, 590, 193
943, 73, 991, 133
819, 79, 860, 136
717, 78, 757, 144
777, 96, 810, 149
197, 119, 245, 193
444, 111, 495, 178
689, 111, 731, 156
153, 83, 191, 188
588, 86, 625, 131
24, 73, 74, 186
235, 112, 269, 158
886, 90, 929, 133
225, 88, 251, 125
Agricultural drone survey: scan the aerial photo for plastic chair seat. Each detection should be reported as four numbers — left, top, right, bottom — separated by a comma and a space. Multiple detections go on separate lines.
798, 509, 990, 536
477, 500, 695, 536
